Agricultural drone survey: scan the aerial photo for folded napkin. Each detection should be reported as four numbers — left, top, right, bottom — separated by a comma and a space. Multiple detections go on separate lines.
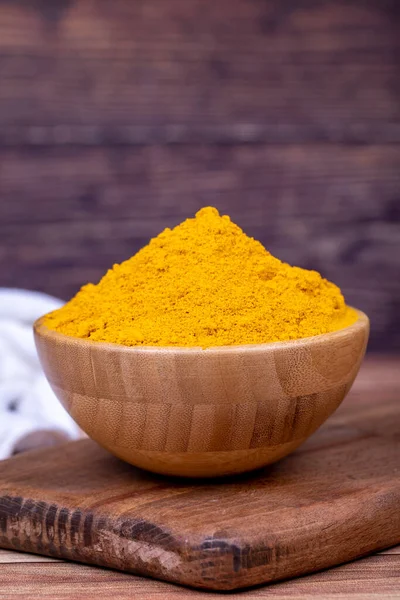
0, 289, 81, 460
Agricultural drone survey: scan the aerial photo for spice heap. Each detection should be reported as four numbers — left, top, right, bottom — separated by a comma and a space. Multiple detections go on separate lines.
44, 207, 357, 347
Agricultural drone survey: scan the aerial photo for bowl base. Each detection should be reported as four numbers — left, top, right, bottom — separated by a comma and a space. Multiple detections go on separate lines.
104, 439, 306, 477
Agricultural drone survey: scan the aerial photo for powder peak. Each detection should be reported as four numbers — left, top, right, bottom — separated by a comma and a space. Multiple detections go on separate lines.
195, 206, 220, 219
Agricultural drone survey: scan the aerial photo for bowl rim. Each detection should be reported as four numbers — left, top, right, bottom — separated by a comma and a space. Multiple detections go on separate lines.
34, 308, 369, 354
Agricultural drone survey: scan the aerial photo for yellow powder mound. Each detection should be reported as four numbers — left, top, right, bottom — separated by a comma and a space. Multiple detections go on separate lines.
44, 207, 357, 347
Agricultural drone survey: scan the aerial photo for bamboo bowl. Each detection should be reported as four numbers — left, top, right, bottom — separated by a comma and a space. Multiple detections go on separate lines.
34, 311, 369, 477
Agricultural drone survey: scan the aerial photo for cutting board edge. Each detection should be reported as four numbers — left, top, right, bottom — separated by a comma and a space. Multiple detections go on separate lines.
1, 485, 400, 591
1, 531, 400, 592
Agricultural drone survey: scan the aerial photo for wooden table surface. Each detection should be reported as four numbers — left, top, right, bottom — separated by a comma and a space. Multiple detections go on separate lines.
1, 356, 399, 599
1, 547, 399, 599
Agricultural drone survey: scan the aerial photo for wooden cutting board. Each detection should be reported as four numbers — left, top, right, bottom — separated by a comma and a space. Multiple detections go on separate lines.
0, 363, 399, 591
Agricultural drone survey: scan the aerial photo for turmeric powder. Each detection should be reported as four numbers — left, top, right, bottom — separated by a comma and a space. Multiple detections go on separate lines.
44, 207, 357, 347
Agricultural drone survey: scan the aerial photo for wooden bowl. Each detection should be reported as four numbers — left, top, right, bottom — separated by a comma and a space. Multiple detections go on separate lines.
34, 310, 369, 477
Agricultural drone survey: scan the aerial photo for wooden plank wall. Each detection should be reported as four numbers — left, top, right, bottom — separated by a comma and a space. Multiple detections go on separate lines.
0, 0, 399, 351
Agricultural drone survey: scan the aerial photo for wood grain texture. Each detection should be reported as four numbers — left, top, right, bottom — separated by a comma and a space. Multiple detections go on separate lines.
0, 550, 400, 600
0, 0, 398, 144
0, 355, 398, 592
0, 550, 60, 564
2, 146, 400, 227
34, 311, 369, 477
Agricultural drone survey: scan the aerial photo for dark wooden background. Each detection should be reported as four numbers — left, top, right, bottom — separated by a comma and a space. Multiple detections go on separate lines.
0, 0, 399, 351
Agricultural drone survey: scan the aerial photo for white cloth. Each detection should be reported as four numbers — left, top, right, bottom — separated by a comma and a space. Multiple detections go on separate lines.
0, 289, 81, 459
